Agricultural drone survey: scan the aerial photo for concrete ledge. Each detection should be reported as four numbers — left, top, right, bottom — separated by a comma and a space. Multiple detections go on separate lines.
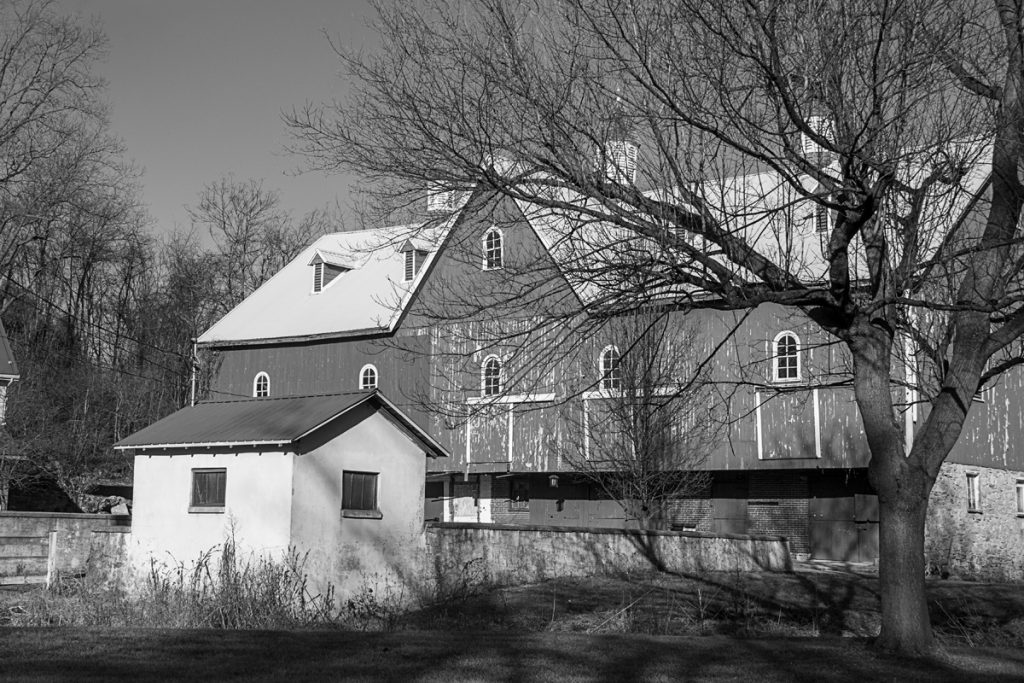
0, 512, 131, 522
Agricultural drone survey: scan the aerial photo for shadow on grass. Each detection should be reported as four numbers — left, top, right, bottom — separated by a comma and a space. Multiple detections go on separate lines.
2, 629, 1023, 682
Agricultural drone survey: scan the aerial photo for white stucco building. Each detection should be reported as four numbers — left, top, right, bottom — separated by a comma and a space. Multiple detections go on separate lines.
115, 390, 447, 599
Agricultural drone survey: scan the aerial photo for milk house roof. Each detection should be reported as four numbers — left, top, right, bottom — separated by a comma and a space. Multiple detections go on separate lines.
113, 390, 449, 458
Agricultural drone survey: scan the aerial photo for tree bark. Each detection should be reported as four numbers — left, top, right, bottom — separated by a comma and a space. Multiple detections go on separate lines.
873, 484, 932, 653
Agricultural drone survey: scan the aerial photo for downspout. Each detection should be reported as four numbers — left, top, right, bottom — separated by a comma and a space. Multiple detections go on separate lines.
190, 338, 198, 407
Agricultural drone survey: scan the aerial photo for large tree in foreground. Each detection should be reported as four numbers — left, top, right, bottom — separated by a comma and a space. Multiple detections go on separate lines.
289, 0, 1024, 653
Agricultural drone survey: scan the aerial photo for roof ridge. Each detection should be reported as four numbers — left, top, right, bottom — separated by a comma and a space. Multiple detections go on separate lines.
196, 390, 375, 406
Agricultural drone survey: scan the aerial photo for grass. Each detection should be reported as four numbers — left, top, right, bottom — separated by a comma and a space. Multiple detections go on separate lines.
2, 561, 1024, 679
1, 628, 1023, 682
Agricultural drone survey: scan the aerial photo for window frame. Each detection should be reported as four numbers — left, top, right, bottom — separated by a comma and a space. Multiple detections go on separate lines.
359, 364, 378, 390
253, 371, 270, 398
772, 331, 802, 383
1016, 480, 1024, 517
482, 228, 504, 270
509, 478, 530, 512
189, 468, 226, 513
341, 470, 381, 519
599, 345, 621, 391
966, 472, 981, 513
482, 355, 503, 397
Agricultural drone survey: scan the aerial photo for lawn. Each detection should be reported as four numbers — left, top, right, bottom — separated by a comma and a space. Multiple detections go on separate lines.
2, 563, 1024, 680
1, 629, 1023, 682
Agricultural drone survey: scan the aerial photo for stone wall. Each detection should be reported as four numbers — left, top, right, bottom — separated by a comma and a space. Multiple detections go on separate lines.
425, 522, 791, 592
0, 512, 130, 584
926, 462, 1024, 581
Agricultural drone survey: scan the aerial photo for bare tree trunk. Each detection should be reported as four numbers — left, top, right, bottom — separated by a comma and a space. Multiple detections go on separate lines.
874, 492, 931, 653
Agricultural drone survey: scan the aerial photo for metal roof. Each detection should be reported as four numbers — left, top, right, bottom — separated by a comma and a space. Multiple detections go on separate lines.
197, 223, 451, 346
0, 318, 18, 380
114, 390, 448, 458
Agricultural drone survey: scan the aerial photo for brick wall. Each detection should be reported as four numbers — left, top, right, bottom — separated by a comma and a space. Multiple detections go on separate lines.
926, 461, 1024, 581
490, 477, 530, 525
746, 472, 810, 556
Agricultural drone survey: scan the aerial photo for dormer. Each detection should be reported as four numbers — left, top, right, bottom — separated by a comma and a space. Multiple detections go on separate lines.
399, 239, 430, 282
426, 183, 470, 214
801, 115, 834, 165
308, 249, 355, 293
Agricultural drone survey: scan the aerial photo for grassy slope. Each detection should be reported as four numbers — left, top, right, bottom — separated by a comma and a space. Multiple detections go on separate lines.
1, 629, 1023, 682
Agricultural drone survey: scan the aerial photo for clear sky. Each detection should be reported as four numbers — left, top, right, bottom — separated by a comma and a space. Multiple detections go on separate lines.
56, 0, 379, 238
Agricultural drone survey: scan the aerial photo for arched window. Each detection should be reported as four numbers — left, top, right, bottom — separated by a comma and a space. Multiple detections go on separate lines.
359, 364, 378, 390
599, 345, 621, 391
482, 355, 502, 396
773, 332, 801, 382
253, 372, 270, 398
483, 228, 503, 270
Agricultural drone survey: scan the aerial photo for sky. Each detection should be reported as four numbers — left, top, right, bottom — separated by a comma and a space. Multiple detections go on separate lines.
56, 0, 380, 238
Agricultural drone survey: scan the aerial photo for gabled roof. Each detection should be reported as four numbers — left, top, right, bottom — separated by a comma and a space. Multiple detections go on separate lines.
197, 222, 452, 346
0, 318, 18, 380
113, 390, 448, 458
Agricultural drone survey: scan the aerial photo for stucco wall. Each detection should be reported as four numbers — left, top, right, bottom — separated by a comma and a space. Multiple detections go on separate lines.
130, 451, 294, 570
425, 523, 791, 592
925, 461, 1024, 581
290, 410, 428, 602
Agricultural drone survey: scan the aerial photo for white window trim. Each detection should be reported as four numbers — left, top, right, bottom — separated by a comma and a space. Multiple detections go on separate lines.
253, 371, 270, 398
599, 344, 621, 391
582, 385, 677, 401
771, 331, 802, 383
1016, 480, 1024, 517
481, 354, 503, 397
482, 227, 504, 271
359, 364, 379, 390
966, 472, 981, 513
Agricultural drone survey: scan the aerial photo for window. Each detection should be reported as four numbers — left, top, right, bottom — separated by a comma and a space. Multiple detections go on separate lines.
600, 345, 621, 390
342, 471, 380, 518
313, 261, 325, 293
253, 372, 270, 398
483, 228, 503, 270
801, 115, 833, 157
510, 478, 530, 511
967, 472, 981, 512
404, 250, 416, 282
190, 468, 226, 512
772, 332, 801, 382
1016, 480, 1024, 516
482, 355, 502, 396
359, 364, 378, 390
815, 204, 832, 256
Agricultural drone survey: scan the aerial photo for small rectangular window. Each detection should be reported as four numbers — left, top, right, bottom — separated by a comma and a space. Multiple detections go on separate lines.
342, 471, 380, 518
1016, 480, 1024, 516
966, 472, 981, 513
190, 468, 226, 512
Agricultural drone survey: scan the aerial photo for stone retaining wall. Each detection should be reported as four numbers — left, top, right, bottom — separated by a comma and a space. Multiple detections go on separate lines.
425, 522, 791, 592
0, 512, 131, 584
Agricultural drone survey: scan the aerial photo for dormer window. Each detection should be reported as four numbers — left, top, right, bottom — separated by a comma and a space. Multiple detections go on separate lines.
483, 228, 503, 270
308, 250, 352, 293
403, 249, 429, 282
801, 116, 834, 160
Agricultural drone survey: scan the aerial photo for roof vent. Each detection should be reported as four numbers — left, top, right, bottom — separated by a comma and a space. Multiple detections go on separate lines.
605, 140, 639, 184
308, 250, 355, 293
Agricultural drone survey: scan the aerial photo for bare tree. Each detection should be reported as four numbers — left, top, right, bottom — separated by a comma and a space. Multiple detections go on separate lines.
288, 0, 1024, 653
187, 176, 335, 315
560, 311, 718, 529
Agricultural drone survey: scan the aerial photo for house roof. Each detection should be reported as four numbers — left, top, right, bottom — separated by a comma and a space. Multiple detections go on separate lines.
0, 318, 18, 380
113, 390, 449, 458
197, 222, 452, 346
